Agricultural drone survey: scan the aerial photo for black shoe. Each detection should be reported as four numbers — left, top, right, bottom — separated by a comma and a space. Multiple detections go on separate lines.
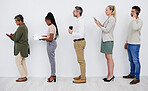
130, 79, 140, 84
123, 74, 135, 79
48, 76, 56, 82
102, 78, 107, 81
104, 76, 115, 82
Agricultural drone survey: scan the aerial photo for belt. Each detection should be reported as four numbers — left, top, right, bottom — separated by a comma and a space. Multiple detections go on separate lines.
73, 38, 85, 42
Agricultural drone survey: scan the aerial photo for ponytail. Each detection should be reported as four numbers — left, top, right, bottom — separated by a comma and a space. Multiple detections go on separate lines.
108, 5, 116, 22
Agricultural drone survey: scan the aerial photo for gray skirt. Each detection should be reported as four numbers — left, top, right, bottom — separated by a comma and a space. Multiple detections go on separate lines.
101, 41, 114, 54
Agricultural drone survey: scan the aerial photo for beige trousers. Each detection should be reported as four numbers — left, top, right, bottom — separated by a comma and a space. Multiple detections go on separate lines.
15, 52, 28, 77
74, 40, 86, 79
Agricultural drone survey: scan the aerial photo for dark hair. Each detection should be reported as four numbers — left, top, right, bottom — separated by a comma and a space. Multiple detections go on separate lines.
14, 14, 24, 22
45, 12, 59, 39
75, 6, 83, 16
132, 6, 141, 16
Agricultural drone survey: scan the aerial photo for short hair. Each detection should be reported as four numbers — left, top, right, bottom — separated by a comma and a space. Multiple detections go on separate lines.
75, 6, 83, 16
132, 6, 141, 16
14, 14, 24, 22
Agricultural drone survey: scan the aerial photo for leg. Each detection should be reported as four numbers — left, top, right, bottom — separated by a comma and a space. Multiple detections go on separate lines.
22, 58, 28, 76
16, 52, 27, 77
130, 45, 141, 80
74, 40, 86, 79
47, 41, 57, 76
127, 44, 135, 76
105, 54, 114, 80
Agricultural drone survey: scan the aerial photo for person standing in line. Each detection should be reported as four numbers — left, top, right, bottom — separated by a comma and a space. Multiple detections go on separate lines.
94, 5, 116, 82
68, 6, 86, 83
6, 14, 30, 82
40, 12, 59, 82
123, 6, 143, 85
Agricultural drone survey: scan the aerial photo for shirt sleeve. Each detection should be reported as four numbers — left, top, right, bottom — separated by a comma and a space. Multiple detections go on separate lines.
100, 18, 115, 33
132, 18, 143, 31
47, 26, 56, 38
11, 27, 24, 42
72, 21, 85, 38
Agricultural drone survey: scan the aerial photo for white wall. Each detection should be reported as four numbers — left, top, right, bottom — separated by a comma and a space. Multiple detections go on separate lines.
0, 0, 148, 77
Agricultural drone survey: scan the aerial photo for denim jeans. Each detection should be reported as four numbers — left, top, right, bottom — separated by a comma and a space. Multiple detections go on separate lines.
47, 40, 57, 76
127, 43, 141, 80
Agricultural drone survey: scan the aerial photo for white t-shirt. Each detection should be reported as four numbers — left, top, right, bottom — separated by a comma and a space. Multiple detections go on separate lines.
47, 24, 56, 39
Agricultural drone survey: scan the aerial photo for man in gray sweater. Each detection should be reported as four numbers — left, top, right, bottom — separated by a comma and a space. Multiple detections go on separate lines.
123, 6, 143, 85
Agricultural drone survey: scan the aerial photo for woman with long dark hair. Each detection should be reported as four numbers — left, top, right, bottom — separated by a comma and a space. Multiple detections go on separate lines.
40, 12, 59, 82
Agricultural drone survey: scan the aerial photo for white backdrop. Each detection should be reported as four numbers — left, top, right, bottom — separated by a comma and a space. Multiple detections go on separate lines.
0, 0, 148, 77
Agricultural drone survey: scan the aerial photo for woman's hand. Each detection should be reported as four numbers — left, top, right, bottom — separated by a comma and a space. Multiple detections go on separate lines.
42, 35, 47, 37
94, 19, 102, 28
6, 33, 12, 38
40, 34, 54, 41
39, 38, 46, 41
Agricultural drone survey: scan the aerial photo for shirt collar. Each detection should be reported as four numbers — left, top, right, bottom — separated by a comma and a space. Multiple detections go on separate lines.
19, 23, 25, 26
76, 16, 82, 21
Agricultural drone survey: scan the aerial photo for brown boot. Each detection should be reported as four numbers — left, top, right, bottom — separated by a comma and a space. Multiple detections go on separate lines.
73, 79, 86, 83
130, 79, 140, 84
16, 77, 27, 82
123, 74, 135, 79
73, 76, 81, 80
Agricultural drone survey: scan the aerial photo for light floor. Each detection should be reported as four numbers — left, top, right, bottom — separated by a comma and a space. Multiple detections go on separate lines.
0, 77, 148, 91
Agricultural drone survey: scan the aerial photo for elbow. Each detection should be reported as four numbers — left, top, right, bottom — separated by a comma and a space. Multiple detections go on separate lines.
132, 27, 140, 31
102, 29, 109, 33
47, 38, 53, 42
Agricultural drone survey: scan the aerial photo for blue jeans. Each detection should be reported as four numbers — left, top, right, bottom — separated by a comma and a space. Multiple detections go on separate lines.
127, 43, 141, 80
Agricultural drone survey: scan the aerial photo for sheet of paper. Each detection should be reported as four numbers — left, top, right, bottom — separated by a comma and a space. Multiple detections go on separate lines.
33, 34, 47, 40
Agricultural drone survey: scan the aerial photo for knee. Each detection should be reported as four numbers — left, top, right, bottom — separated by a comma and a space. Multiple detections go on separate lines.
78, 58, 85, 64
16, 60, 21, 65
106, 56, 112, 61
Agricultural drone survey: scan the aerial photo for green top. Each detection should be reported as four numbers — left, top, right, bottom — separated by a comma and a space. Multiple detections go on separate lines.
11, 23, 30, 57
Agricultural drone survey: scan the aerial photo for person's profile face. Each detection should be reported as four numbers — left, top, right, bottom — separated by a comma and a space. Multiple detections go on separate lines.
73, 9, 78, 17
45, 19, 51, 26
131, 9, 136, 17
105, 7, 112, 16
15, 19, 20, 25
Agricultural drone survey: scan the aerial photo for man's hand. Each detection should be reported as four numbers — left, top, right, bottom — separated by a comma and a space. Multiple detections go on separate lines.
133, 12, 137, 18
124, 43, 127, 49
68, 29, 73, 34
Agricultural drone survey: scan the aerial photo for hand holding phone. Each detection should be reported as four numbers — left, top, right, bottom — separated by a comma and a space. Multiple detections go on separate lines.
69, 26, 73, 30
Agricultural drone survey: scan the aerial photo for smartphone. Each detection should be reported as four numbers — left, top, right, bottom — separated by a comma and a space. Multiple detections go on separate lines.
93, 17, 97, 21
136, 12, 139, 16
69, 26, 73, 30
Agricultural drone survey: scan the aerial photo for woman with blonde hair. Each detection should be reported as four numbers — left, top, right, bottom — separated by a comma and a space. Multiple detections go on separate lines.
94, 5, 116, 82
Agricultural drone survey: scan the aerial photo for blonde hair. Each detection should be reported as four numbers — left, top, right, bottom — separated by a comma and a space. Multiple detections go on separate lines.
108, 5, 116, 22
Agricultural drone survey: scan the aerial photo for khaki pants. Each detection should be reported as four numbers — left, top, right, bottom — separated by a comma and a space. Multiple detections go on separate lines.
74, 40, 86, 79
16, 52, 28, 77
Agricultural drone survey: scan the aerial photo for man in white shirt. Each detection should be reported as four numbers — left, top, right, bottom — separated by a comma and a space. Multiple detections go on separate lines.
68, 6, 86, 83
123, 6, 143, 85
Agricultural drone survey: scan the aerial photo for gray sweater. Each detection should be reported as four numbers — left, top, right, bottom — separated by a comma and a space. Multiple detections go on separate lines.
101, 16, 116, 42
126, 17, 143, 44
